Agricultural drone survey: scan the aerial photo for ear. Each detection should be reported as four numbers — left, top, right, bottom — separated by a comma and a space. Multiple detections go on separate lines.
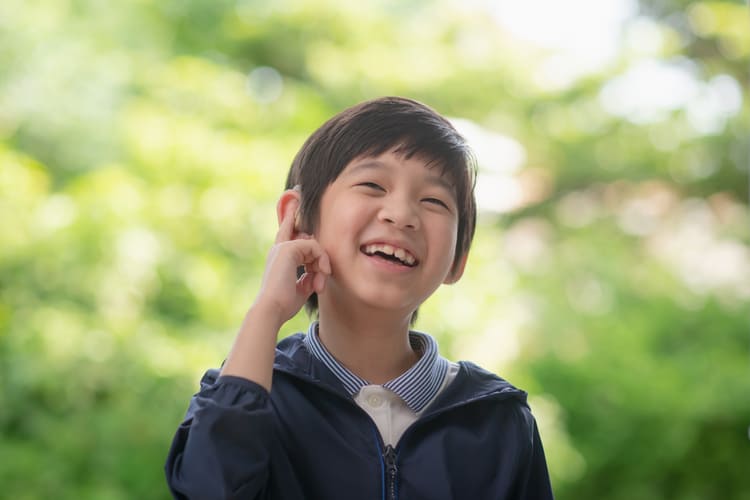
443, 253, 468, 284
276, 187, 302, 235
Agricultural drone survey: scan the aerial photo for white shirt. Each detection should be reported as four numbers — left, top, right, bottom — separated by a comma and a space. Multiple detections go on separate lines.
354, 362, 460, 446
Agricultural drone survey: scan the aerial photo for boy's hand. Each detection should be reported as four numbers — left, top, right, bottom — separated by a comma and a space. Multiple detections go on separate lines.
254, 199, 331, 324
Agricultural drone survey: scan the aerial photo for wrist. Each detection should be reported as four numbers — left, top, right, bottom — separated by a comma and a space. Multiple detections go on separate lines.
246, 298, 288, 331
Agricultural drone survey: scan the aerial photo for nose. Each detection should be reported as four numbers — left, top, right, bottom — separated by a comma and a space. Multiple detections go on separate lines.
378, 197, 420, 230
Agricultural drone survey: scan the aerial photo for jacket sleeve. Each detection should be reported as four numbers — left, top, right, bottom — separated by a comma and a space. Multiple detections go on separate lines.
165, 369, 275, 500
515, 407, 555, 499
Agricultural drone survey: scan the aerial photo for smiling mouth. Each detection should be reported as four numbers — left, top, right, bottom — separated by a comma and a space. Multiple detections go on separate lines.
361, 243, 418, 267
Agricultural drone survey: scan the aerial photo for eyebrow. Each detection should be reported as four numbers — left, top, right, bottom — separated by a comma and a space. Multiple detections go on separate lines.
345, 159, 456, 194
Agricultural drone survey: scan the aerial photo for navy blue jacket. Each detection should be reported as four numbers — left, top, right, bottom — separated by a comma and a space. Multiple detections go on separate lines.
165, 334, 554, 499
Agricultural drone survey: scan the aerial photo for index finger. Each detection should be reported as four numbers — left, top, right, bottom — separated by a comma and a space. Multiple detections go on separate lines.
275, 199, 298, 244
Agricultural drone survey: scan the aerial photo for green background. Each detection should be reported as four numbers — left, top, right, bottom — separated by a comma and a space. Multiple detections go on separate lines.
1, 0, 748, 498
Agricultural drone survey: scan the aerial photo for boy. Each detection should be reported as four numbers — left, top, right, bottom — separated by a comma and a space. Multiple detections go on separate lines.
165, 97, 553, 499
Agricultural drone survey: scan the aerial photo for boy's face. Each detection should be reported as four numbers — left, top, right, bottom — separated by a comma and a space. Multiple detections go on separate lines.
312, 150, 464, 317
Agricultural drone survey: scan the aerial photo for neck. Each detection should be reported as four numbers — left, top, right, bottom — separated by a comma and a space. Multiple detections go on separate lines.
316, 303, 418, 385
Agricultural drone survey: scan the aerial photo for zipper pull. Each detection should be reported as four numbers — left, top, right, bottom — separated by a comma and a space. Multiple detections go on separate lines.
383, 444, 398, 500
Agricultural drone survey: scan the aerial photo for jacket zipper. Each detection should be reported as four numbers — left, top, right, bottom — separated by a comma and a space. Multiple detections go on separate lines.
383, 444, 398, 500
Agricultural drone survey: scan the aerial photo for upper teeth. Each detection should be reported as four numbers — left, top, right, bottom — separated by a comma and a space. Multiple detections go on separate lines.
363, 244, 416, 266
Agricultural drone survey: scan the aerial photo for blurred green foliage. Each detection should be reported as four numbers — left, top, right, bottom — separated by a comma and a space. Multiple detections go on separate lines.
1, 0, 748, 498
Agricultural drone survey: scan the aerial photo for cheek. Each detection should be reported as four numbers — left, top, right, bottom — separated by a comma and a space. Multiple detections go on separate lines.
432, 216, 459, 242
435, 223, 459, 263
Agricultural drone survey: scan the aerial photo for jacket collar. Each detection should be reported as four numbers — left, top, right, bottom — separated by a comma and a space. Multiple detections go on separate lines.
273, 333, 527, 412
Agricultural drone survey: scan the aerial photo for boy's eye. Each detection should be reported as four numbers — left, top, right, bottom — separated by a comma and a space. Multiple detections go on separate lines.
423, 197, 450, 210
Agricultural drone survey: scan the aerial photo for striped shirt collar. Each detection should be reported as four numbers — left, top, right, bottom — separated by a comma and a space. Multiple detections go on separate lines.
303, 321, 449, 412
